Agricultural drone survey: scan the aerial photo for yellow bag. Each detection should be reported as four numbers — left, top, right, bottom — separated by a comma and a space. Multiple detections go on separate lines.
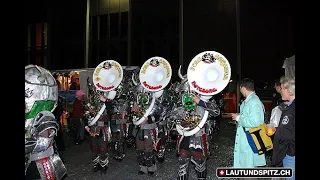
243, 123, 273, 155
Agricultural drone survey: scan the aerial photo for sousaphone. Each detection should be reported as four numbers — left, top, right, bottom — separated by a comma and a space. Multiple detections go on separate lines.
176, 51, 231, 136
88, 60, 123, 126
132, 56, 172, 125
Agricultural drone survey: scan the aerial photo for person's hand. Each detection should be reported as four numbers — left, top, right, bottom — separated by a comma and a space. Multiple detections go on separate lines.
231, 113, 239, 121
122, 111, 127, 119
192, 96, 201, 104
65, 112, 70, 118
99, 95, 107, 102
131, 105, 140, 112
85, 126, 90, 133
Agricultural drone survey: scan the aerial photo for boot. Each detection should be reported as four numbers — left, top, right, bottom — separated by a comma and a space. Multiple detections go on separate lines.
99, 154, 109, 174
92, 156, 100, 173
156, 146, 165, 163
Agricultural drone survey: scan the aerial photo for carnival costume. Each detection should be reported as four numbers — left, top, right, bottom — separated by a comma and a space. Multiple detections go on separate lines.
84, 60, 123, 174
110, 84, 130, 161
131, 57, 172, 175
25, 65, 67, 180
169, 51, 231, 180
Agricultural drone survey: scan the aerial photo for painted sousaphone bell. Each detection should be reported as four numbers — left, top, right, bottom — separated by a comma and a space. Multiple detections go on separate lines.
131, 56, 172, 125
176, 51, 231, 136
87, 60, 124, 126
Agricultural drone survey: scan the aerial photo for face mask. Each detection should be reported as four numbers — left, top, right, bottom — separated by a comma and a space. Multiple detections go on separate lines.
182, 94, 195, 111
137, 93, 150, 106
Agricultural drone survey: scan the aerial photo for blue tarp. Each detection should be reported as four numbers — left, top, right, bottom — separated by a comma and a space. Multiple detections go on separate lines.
58, 90, 77, 103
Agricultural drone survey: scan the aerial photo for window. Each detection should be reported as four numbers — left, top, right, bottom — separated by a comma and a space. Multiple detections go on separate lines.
119, 41, 128, 65
100, 14, 109, 40
110, 13, 119, 38
121, 12, 128, 38
91, 16, 98, 41
26, 22, 48, 67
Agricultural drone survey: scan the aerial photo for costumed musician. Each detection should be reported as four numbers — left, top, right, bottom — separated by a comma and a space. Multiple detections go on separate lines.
25, 65, 67, 180
130, 57, 172, 176
109, 83, 130, 161
169, 51, 231, 180
84, 60, 123, 174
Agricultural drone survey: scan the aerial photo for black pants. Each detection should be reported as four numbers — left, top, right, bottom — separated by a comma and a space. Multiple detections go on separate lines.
55, 122, 66, 151
71, 118, 81, 144
25, 162, 40, 180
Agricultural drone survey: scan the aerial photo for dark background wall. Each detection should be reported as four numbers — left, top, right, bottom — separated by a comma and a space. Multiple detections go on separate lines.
183, 0, 237, 79
48, 0, 86, 69
26, 0, 295, 83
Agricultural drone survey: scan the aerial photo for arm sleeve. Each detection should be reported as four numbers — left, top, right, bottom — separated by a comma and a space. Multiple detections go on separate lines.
197, 99, 220, 117
147, 115, 159, 124
104, 101, 113, 111
238, 104, 264, 128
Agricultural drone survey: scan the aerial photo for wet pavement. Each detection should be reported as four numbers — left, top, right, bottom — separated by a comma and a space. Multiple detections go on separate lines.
61, 118, 270, 180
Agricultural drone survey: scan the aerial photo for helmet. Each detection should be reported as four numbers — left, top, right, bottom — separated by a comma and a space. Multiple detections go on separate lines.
25, 65, 58, 120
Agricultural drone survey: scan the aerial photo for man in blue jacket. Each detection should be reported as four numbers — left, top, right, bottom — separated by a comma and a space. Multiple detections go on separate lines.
231, 78, 266, 168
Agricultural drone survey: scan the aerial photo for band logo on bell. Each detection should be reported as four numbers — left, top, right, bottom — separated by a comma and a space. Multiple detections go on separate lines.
102, 62, 112, 69
201, 53, 216, 64
150, 58, 160, 67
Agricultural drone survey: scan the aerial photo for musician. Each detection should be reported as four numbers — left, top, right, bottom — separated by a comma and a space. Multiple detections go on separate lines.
84, 60, 124, 174
155, 86, 177, 162
171, 51, 230, 180
25, 65, 67, 180
171, 86, 220, 180
131, 57, 172, 176
110, 92, 129, 161
131, 99, 159, 176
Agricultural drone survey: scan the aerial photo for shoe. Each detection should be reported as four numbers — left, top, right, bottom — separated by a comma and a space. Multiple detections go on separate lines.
148, 171, 155, 176
93, 166, 99, 172
156, 156, 164, 163
114, 153, 125, 161
101, 166, 108, 174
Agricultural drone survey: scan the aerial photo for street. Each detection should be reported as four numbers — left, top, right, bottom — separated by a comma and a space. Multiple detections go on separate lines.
62, 118, 241, 180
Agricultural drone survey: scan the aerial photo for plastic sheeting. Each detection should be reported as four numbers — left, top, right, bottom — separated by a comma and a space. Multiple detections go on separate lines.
282, 55, 295, 78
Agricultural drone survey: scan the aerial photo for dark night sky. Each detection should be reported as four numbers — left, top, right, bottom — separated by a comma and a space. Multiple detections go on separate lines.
182, 0, 295, 83
26, 0, 295, 84
239, 0, 295, 83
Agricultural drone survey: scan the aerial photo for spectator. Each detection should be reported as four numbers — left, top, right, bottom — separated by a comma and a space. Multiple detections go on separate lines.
272, 79, 284, 109
231, 78, 266, 168
272, 76, 295, 180
70, 90, 85, 145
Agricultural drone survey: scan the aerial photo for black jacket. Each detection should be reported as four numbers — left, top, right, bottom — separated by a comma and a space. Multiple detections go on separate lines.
272, 93, 284, 109
272, 100, 295, 167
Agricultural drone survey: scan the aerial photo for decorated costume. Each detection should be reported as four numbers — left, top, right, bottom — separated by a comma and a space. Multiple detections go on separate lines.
25, 65, 67, 180
131, 57, 172, 175
110, 84, 130, 161
169, 51, 231, 180
84, 60, 123, 173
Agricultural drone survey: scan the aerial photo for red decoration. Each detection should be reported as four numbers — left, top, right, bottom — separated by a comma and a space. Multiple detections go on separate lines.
143, 81, 162, 90
96, 83, 114, 91
191, 81, 217, 94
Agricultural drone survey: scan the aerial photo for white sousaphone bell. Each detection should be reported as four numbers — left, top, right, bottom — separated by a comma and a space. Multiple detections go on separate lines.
89, 60, 124, 126
176, 51, 231, 136
132, 56, 172, 125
